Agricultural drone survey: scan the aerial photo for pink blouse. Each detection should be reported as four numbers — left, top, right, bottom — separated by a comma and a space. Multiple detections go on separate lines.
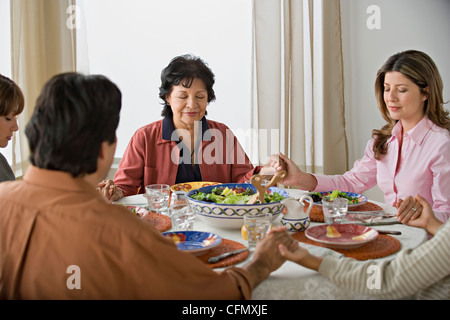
314, 116, 450, 222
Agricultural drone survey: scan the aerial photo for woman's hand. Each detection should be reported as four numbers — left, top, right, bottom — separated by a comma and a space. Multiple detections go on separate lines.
265, 153, 318, 190
97, 179, 123, 202
396, 194, 443, 235
278, 242, 323, 271
395, 195, 422, 224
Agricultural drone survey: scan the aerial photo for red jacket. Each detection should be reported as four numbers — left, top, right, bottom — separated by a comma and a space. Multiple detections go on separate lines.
114, 117, 260, 196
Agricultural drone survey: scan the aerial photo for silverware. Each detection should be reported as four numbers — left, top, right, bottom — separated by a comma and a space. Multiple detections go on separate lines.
347, 211, 396, 218
376, 229, 402, 235
208, 248, 249, 263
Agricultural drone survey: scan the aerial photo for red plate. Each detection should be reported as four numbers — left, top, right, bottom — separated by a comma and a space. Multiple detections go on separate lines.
126, 206, 172, 232
305, 224, 378, 249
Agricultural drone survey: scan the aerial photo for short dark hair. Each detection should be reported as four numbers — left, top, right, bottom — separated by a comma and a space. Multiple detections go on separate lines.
159, 54, 216, 117
25, 73, 122, 177
0, 74, 24, 116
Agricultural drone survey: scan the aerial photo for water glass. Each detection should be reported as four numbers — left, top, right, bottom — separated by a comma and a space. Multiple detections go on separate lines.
169, 191, 195, 231
322, 196, 348, 224
243, 213, 272, 248
144, 184, 170, 215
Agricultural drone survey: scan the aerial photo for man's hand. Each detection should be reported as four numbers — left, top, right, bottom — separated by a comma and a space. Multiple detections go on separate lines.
97, 179, 123, 202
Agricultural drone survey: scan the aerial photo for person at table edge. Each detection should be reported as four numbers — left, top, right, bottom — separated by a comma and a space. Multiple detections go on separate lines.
269, 50, 450, 223
0, 72, 296, 299
0, 74, 24, 182
99, 54, 278, 201
279, 194, 450, 299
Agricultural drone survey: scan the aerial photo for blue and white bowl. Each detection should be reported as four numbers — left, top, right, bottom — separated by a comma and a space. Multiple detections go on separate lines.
187, 183, 289, 229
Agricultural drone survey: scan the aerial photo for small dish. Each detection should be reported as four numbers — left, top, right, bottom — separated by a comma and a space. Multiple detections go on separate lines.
305, 224, 378, 249
309, 191, 368, 208
170, 181, 220, 193
162, 231, 222, 256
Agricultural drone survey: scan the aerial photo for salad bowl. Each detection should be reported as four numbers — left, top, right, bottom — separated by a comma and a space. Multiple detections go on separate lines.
187, 183, 289, 229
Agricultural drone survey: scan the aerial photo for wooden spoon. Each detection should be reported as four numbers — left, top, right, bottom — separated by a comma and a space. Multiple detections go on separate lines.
247, 170, 287, 204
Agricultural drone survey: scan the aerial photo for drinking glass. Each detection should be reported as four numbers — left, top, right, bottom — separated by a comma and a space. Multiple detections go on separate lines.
322, 196, 348, 224
144, 184, 171, 215
243, 213, 272, 248
169, 191, 195, 231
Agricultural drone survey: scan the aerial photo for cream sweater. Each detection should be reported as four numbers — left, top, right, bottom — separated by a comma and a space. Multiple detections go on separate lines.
319, 222, 450, 299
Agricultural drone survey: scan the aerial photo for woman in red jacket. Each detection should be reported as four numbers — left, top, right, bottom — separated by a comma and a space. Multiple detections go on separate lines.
99, 54, 277, 201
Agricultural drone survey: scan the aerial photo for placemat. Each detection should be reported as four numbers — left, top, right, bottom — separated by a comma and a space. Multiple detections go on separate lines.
305, 201, 384, 223
292, 231, 401, 261
196, 238, 249, 269
140, 212, 172, 232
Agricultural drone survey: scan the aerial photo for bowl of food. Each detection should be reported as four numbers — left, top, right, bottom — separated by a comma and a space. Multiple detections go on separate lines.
187, 183, 288, 229
309, 190, 367, 208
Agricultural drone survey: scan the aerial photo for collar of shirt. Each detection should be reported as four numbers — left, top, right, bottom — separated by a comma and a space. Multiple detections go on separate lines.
388, 115, 434, 147
161, 116, 212, 142
23, 165, 100, 196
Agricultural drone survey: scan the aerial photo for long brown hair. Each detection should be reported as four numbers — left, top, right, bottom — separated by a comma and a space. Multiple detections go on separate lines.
0, 74, 24, 117
372, 50, 449, 160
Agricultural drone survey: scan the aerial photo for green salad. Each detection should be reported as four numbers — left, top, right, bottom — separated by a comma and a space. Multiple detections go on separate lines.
311, 190, 360, 204
191, 186, 285, 204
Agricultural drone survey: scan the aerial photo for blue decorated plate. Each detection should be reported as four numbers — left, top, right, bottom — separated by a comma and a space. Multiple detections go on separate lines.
162, 231, 222, 256
309, 191, 367, 208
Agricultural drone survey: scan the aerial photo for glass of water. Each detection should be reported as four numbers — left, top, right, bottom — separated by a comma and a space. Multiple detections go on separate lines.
243, 213, 272, 248
322, 196, 348, 224
144, 184, 171, 215
169, 191, 195, 231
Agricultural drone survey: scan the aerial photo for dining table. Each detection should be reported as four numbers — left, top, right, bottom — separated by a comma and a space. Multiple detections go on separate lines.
116, 188, 428, 300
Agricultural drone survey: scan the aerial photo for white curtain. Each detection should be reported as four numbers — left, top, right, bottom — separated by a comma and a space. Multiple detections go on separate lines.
10, 0, 77, 175
252, 0, 348, 176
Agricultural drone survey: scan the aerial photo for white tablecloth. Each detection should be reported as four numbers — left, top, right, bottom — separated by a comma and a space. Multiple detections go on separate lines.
117, 189, 428, 300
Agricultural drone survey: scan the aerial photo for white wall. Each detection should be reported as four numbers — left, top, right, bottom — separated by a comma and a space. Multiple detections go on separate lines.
341, 0, 450, 201
78, 0, 253, 163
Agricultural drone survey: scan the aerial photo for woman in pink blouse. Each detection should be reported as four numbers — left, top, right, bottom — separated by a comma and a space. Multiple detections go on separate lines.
274, 50, 450, 223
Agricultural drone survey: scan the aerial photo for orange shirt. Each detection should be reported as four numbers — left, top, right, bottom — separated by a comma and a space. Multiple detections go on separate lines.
0, 166, 252, 299
114, 117, 260, 196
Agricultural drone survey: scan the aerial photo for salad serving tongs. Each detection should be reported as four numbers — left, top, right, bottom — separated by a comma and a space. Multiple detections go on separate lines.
247, 170, 287, 204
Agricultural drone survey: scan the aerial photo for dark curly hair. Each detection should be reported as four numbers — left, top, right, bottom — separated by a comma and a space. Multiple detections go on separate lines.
159, 54, 216, 117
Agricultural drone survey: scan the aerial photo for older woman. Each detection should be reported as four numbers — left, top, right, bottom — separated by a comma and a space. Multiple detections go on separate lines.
0, 74, 24, 182
272, 50, 450, 223
100, 54, 275, 200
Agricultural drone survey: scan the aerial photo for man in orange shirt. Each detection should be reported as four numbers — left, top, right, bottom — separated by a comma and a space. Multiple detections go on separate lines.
0, 73, 294, 299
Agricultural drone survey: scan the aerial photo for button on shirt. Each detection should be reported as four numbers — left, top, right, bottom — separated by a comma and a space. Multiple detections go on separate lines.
314, 116, 450, 222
